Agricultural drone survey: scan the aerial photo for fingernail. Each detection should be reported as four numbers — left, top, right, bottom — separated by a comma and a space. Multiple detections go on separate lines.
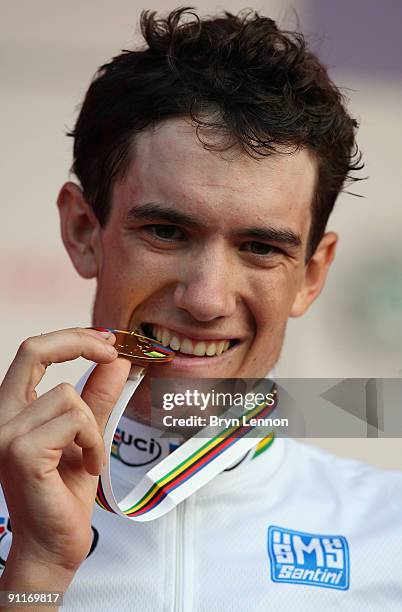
105, 343, 117, 355
91, 327, 114, 339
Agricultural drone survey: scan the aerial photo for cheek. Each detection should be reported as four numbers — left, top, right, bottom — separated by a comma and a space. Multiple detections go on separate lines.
97, 237, 177, 315
249, 268, 301, 330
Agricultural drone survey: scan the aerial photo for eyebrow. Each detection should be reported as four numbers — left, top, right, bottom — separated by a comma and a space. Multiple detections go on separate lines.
126, 202, 302, 249
126, 202, 203, 230
237, 226, 302, 249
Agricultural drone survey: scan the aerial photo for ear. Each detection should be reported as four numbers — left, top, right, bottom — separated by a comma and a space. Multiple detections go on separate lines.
56, 181, 102, 279
290, 232, 338, 318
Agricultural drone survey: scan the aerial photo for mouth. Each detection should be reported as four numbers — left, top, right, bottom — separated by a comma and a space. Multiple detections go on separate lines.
139, 323, 240, 358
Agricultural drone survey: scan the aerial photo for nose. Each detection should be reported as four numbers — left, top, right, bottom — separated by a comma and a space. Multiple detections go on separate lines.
173, 241, 237, 322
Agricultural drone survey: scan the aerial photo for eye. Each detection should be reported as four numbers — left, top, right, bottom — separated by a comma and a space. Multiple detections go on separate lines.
145, 225, 187, 241
240, 242, 281, 256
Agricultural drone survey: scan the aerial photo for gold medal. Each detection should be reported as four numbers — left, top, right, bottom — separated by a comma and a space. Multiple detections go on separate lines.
93, 327, 175, 365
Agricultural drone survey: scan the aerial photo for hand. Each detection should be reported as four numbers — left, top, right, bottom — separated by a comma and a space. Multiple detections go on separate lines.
0, 328, 131, 575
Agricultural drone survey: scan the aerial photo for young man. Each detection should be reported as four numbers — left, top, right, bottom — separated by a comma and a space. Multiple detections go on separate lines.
1, 8, 401, 611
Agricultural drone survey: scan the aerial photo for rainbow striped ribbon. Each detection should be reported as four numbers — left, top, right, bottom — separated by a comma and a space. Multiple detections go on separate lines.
76, 365, 277, 522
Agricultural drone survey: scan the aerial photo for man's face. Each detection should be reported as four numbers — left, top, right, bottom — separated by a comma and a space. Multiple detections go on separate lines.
90, 118, 316, 381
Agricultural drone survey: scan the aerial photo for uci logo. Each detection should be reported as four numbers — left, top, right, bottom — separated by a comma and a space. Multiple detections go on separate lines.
112, 428, 162, 467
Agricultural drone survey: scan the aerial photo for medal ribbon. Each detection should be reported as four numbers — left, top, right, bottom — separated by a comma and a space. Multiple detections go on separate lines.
75, 330, 277, 522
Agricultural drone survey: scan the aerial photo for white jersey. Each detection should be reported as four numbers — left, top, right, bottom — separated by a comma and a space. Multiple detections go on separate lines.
1, 415, 402, 611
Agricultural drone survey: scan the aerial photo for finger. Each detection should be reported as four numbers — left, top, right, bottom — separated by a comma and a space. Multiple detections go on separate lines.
0, 328, 117, 419
81, 357, 132, 434
0, 382, 99, 440
8, 406, 105, 478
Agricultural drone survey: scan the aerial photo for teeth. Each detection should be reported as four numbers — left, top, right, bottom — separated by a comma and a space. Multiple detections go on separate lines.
147, 324, 234, 357
216, 340, 225, 356
180, 338, 193, 354
206, 342, 217, 356
162, 328, 171, 346
170, 336, 180, 351
193, 341, 206, 356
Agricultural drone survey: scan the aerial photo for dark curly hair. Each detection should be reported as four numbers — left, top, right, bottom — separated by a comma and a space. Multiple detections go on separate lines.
67, 7, 363, 258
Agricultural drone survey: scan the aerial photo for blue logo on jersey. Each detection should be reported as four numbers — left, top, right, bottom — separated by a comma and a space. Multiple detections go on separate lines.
268, 526, 349, 590
0, 516, 10, 571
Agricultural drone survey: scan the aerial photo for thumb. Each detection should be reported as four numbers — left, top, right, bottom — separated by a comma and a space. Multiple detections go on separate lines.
81, 356, 132, 433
